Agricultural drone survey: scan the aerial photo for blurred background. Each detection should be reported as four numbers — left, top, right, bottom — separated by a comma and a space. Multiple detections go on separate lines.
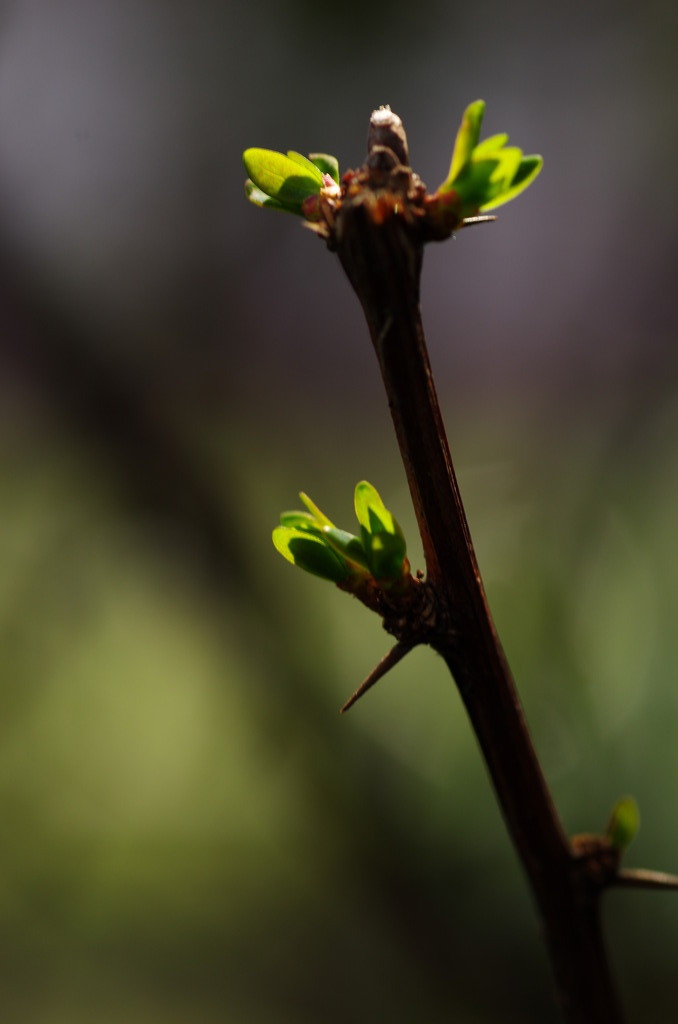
0, 0, 676, 1020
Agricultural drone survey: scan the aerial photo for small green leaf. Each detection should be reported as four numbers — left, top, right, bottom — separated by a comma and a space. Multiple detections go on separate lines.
286, 151, 325, 182
299, 492, 335, 529
245, 179, 294, 213
279, 511, 324, 535
354, 481, 403, 538
363, 529, 408, 581
321, 525, 370, 571
354, 481, 407, 579
453, 147, 519, 208
272, 526, 349, 583
449, 159, 496, 210
446, 100, 485, 185
487, 145, 523, 189
243, 148, 322, 214
308, 152, 340, 183
606, 796, 640, 851
473, 133, 509, 157
480, 154, 543, 211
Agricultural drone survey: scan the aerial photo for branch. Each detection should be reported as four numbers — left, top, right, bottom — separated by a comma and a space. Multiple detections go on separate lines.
332, 108, 626, 1024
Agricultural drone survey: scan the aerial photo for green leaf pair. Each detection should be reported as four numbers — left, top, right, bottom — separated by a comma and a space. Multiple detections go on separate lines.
436, 100, 543, 216
272, 481, 408, 584
243, 149, 340, 215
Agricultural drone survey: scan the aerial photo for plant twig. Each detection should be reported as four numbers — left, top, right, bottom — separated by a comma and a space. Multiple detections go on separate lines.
332, 108, 627, 1024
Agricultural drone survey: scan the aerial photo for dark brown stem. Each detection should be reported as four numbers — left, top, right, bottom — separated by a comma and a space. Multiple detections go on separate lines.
333, 131, 625, 1022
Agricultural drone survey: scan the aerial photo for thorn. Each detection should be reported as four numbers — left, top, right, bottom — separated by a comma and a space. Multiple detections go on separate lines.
461, 215, 497, 227
340, 642, 413, 714
612, 868, 678, 892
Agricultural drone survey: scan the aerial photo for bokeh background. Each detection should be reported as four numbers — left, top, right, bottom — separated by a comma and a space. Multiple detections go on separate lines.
0, 1, 676, 1021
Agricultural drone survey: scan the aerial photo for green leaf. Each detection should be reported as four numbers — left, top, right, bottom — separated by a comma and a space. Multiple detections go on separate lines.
243, 148, 322, 214
279, 511, 324, 535
453, 147, 520, 209
487, 145, 523, 189
446, 100, 485, 185
286, 151, 325, 182
272, 526, 349, 583
480, 154, 543, 211
321, 525, 371, 571
473, 133, 509, 157
606, 796, 640, 851
245, 179, 294, 213
354, 481, 407, 579
308, 152, 340, 183
363, 529, 408, 581
434, 102, 542, 216
299, 492, 335, 529
354, 481, 403, 538
449, 159, 496, 209
276, 496, 369, 578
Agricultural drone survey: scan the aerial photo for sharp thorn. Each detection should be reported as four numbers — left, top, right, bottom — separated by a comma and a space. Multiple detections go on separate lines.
461, 214, 497, 227
612, 868, 678, 891
340, 642, 413, 714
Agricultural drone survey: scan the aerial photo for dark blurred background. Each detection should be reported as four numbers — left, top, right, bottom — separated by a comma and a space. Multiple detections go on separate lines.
0, 1, 677, 1021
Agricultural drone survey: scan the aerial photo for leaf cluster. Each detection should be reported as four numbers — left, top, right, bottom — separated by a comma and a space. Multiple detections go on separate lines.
272, 481, 409, 586
435, 100, 542, 216
243, 149, 340, 215
243, 100, 542, 225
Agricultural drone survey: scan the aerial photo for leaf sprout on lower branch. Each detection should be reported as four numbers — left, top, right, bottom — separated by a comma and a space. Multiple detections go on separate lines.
273, 483, 446, 711
272, 481, 410, 589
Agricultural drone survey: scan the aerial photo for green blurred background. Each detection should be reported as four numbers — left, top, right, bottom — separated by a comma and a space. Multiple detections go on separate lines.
0, 0, 676, 1020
